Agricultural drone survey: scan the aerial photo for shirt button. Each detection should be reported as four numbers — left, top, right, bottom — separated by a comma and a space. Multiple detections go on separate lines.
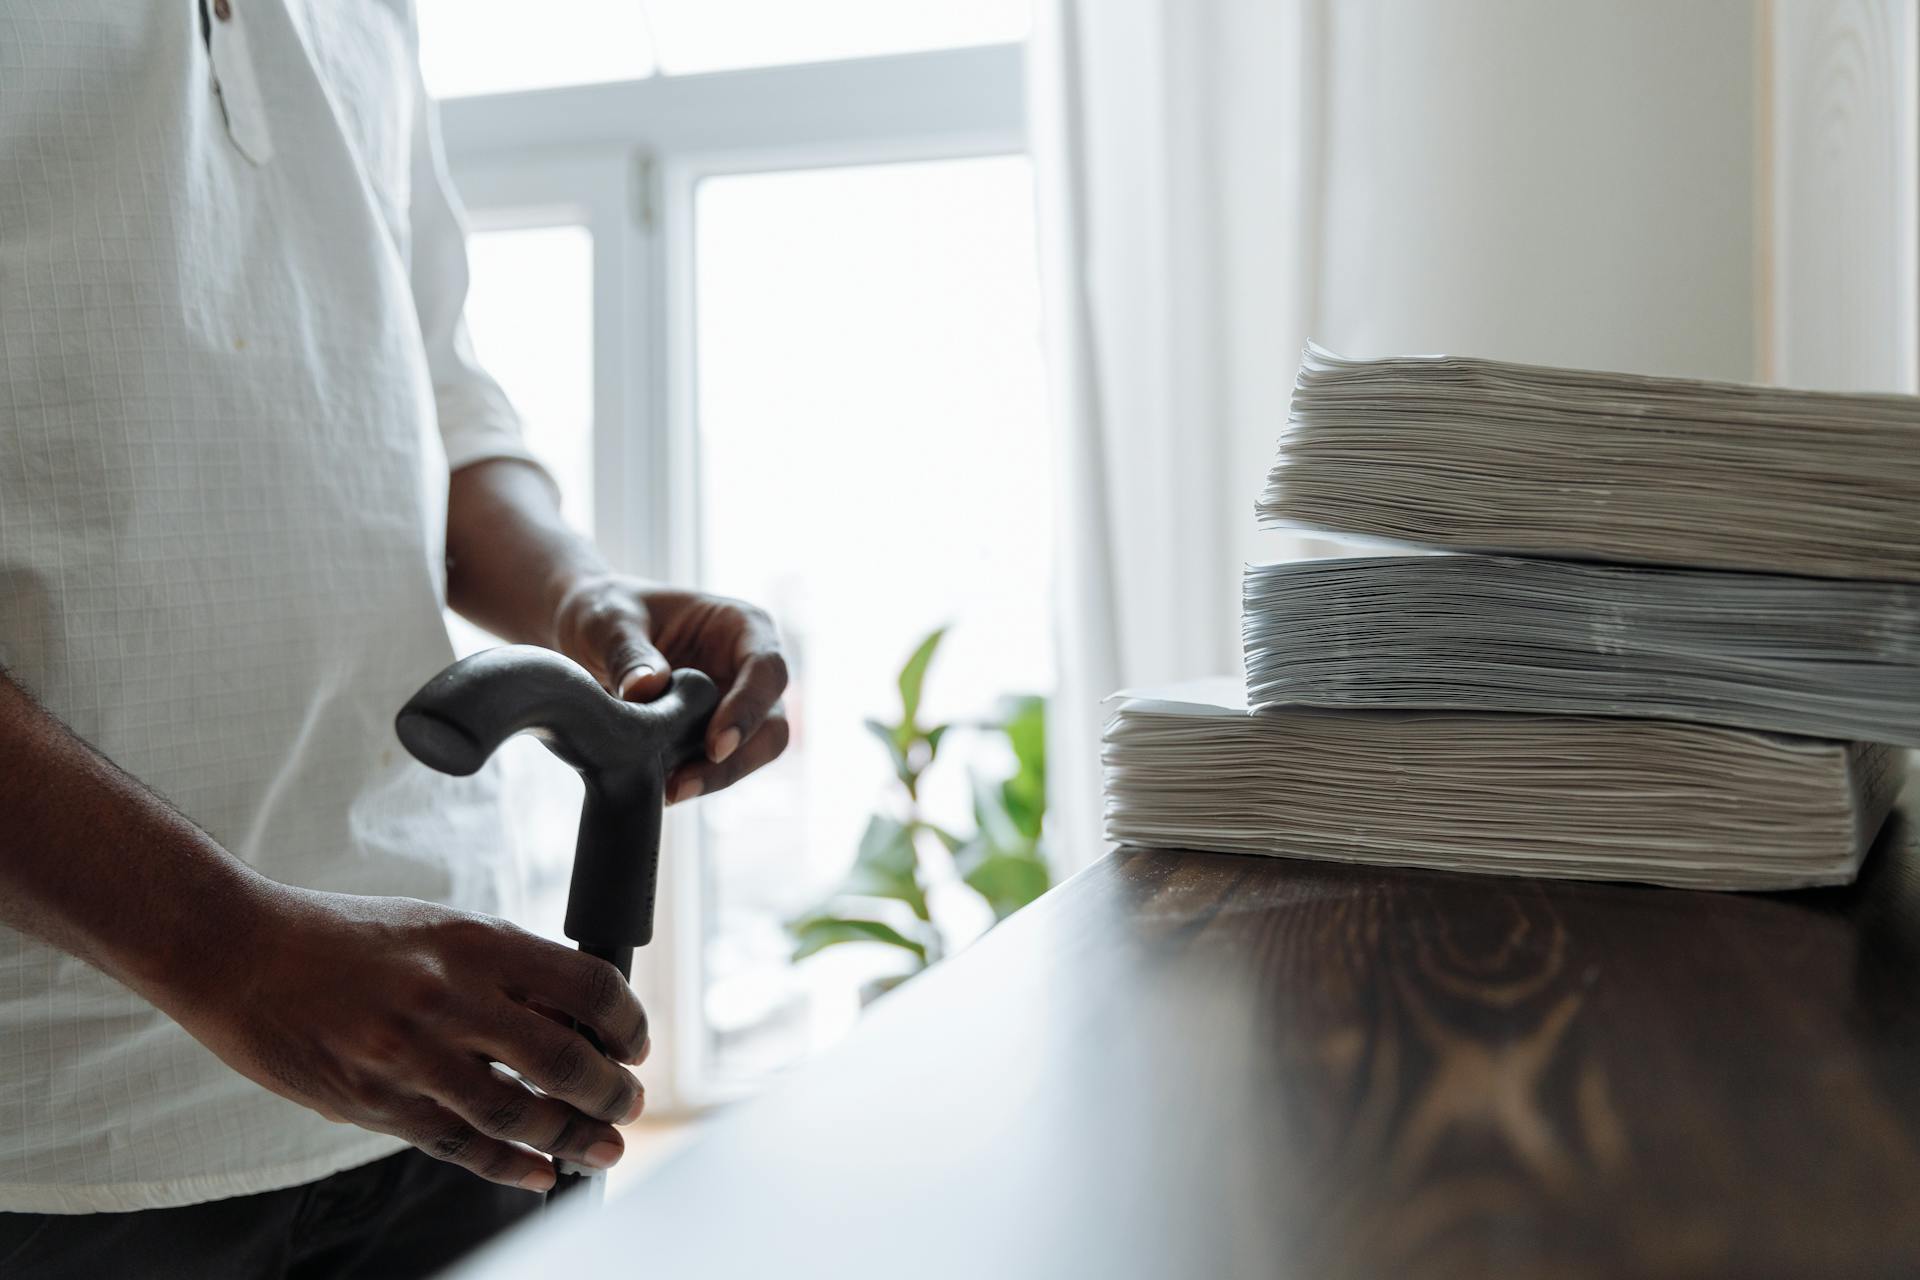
213, 0, 232, 19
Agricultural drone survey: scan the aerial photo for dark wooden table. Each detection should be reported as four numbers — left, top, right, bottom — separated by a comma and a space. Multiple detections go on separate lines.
461, 816, 1920, 1279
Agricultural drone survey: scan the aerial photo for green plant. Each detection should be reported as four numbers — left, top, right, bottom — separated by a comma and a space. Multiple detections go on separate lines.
787, 626, 1051, 983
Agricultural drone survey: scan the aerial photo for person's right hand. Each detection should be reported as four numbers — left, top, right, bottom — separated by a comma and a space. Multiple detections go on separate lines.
159, 886, 649, 1192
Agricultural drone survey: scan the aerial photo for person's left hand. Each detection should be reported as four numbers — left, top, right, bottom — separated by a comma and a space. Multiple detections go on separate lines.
552, 575, 790, 803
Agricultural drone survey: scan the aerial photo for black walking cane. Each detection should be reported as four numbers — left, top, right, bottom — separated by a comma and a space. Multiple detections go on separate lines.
394, 645, 718, 1205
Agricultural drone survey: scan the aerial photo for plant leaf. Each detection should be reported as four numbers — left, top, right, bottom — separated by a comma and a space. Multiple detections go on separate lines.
836, 814, 929, 920
922, 822, 965, 854
863, 717, 913, 787
948, 833, 984, 878
962, 852, 1052, 922
790, 915, 928, 963
971, 771, 1024, 855
896, 626, 948, 728
998, 694, 1046, 777
924, 722, 950, 764
996, 695, 1047, 840
999, 771, 1044, 843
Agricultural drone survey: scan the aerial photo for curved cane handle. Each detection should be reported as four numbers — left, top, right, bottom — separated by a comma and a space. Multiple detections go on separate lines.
395, 646, 717, 948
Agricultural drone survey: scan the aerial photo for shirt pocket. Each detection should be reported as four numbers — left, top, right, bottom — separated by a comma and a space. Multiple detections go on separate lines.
206, 0, 277, 165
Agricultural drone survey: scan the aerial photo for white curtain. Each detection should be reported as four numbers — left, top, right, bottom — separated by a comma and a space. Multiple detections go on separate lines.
1030, 0, 1322, 875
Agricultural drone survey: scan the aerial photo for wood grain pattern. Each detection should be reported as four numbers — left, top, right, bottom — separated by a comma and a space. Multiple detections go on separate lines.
462, 815, 1920, 1280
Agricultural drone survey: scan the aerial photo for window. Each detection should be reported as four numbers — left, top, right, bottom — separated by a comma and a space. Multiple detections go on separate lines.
425, 12, 1042, 1109
443, 218, 598, 944
464, 224, 597, 538
693, 157, 1050, 1082
417, 0, 1030, 97
417, 1, 655, 100
643, 0, 1030, 76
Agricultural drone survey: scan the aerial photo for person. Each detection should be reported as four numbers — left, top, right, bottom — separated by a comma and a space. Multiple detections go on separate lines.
0, 3, 790, 1275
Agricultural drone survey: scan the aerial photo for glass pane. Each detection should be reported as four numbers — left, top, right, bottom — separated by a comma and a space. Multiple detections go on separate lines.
448, 222, 597, 940
416, 0, 656, 100
463, 225, 596, 537
693, 156, 1051, 1084
645, 0, 1031, 75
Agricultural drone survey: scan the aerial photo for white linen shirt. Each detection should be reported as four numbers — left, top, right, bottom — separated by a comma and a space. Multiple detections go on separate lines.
0, 1, 543, 1211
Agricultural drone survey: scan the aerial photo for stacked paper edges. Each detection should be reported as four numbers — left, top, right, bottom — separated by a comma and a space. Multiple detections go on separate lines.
1103, 680, 1900, 891
1103, 345, 1920, 890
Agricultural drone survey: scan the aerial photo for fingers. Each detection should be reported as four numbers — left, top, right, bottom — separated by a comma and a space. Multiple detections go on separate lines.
606, 623, 671, 703
671, 709, 789, 803
561, 587, 673, 702
396, 1101, 557, 1192
489, 1006, 646, 1126
442, 1064, 625, 1171
558, 581, 787, 778
513, 949, 649, 1064
707, 638, 788, 766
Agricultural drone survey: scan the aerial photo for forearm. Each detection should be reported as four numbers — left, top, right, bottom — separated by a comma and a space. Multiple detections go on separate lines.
0, 673, 272, 1005
445, 458, 610, 647
0, 674, 648, 1187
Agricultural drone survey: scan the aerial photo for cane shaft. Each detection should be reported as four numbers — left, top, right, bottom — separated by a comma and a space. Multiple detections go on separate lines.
548, 943, 636, 1206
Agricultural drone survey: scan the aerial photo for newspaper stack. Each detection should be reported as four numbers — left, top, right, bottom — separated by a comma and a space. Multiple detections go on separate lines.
1258, 343, 1920, 581
1242, 555, 1920, 746
1104, 680, 1901, 891
1104, 346, 1920, 890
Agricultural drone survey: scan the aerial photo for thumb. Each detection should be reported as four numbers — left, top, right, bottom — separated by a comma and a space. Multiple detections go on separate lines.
605, 626, 672, 702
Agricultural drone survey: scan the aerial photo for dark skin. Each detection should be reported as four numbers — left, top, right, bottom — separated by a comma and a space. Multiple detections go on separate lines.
0, 457, 788, 1192
450, 459, 790, 802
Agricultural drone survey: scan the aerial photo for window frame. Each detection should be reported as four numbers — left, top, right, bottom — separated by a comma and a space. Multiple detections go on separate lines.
436, 43, 1028, 1111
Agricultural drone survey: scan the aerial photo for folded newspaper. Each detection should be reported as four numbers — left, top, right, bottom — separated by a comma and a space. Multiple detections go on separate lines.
1258, 344, 1920, 582
1102, 680, 1903, 890
1243, 555, 1920, 746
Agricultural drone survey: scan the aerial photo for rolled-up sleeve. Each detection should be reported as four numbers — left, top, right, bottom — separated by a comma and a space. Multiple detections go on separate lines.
406, 64, 552, 479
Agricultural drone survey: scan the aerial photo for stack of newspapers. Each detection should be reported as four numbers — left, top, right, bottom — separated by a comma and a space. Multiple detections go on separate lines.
1104, 345, 1920, 890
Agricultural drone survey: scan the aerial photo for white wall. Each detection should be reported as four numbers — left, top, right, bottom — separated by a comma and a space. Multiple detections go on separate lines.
1209, 0, 1773, 578
1314, 0, 1762, 382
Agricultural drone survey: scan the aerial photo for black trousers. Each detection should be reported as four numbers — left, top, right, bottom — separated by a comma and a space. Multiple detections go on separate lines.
0, 1150, 541, 1279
